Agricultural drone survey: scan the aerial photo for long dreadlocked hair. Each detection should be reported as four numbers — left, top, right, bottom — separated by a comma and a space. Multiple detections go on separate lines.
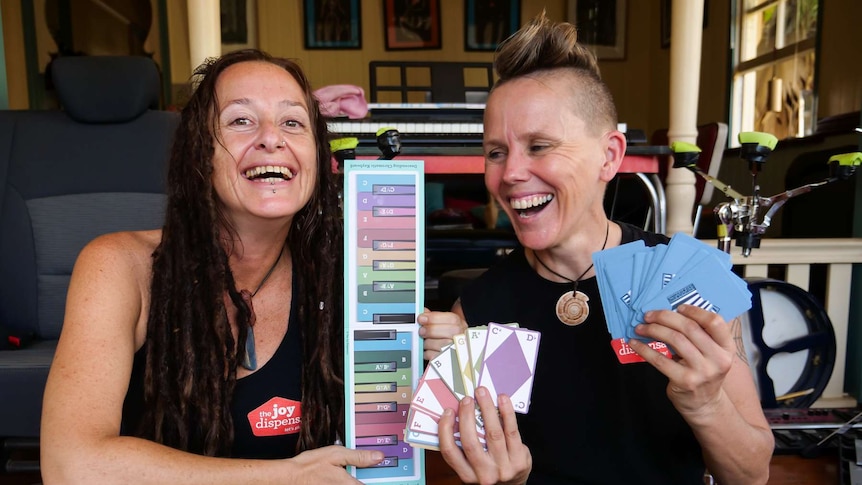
139, 49, 344, 456
492, 11, 619, 135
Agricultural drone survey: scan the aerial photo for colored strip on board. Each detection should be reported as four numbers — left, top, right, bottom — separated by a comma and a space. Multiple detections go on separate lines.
344, 160, 425, 484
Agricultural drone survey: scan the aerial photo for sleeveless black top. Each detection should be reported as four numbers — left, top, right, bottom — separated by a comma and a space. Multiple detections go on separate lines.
460, 222, 705, 484
122, 283, 303, 459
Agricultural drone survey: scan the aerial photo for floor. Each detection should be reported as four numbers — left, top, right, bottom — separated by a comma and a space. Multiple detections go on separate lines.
424, 451, 844, 485
768, 454, 842, 485
0, 449, 39, 485
0, 451, 843, 484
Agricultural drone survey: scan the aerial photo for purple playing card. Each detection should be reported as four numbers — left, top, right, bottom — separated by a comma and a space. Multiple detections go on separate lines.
476, 323, 540, 413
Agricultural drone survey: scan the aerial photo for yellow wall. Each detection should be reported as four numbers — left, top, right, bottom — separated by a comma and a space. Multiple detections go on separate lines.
100, 0, 731, 137
166, 0, 189, 89
1, 0, 28, 109
3, 0, 861, 134
1, 0, 167, 109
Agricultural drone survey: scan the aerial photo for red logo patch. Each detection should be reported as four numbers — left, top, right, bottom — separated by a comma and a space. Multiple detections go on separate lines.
610, 338, 673, 364
248, 397, 302, 437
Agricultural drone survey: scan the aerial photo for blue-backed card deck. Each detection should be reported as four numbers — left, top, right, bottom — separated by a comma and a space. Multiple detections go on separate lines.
631, 233, 732, 324
638, 260, 752, 321
592, 232, 752, 364
592, 240, 647, 339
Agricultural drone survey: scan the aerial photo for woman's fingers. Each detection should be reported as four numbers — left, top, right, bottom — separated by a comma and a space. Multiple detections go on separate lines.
418, 310, 468, 360
437, 404, 479, 483
418, 311, 467, 339
435, 389, 532, 485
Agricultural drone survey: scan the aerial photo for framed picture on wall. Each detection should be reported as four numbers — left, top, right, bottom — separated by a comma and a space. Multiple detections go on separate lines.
567, 0, 627, 60
221, 0, 258, 53
303, 0, 362, 49
383, 0, 441, 50
464, 0, 520, 51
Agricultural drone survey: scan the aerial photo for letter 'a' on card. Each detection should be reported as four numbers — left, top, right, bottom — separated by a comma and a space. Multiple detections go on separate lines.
466, 326, 488, 385
476, 323, 540, 413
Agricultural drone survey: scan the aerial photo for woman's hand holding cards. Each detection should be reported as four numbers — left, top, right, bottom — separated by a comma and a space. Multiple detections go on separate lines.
418, 307, 468, 361
438, 387, 532, 485
630, 304, 736, 416
414, 316, 539, 483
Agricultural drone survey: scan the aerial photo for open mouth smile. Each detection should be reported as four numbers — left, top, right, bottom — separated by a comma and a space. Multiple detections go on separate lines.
510, 194, 554, 218
243, 165, 295, 183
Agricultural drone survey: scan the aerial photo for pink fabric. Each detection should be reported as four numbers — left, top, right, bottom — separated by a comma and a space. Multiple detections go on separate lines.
314, 84, 368, 119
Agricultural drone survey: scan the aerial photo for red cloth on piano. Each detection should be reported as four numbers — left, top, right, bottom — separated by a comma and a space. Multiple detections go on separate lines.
314, 84, 368, 119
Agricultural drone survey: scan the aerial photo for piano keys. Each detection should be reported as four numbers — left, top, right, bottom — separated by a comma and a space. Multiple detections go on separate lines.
327, 120, 484, 147
327, 103, 485, 148
327, 103, 639, 148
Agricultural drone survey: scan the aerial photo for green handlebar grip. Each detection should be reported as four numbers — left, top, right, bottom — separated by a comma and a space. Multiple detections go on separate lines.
670, 141, 701, 154
738, 131, 778, 166
376, 126, 397, 137
330, 137, 359, 152
829, 152, 862, 167
738, 131, 778, 150
670, 141, 701, 169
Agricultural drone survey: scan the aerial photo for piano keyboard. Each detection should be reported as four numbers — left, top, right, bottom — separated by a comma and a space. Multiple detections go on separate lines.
326, 100, 629, 148
328, 102, 485, 144
328, 120, 630, 139
327, 120, 485, 136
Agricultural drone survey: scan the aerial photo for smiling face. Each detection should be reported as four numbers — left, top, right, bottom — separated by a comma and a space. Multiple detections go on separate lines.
483, 71, 625, 252
211, 60, 318, 228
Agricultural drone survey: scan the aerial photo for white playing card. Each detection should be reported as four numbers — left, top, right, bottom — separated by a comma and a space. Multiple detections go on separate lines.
476, 323, 540, 413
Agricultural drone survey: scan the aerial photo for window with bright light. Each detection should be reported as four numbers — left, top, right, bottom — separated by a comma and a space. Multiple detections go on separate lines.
730, 0, 819, 146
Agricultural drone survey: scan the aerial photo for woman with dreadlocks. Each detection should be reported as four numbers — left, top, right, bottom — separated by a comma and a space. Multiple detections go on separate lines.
40, 49, 383, 484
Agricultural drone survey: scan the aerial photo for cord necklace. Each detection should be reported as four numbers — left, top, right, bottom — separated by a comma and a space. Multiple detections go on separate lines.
533, 221, 609, 326
240, 246, 284, 370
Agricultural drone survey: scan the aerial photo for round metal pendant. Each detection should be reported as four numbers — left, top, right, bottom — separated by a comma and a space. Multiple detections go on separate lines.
556, 290, 590, 326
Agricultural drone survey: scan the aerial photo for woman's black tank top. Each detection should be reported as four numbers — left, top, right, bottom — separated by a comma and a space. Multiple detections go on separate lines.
122, 284, 303, 459
459, 222, 705, 484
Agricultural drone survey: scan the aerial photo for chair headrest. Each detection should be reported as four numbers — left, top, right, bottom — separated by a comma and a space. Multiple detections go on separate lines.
51, 56, 161, 123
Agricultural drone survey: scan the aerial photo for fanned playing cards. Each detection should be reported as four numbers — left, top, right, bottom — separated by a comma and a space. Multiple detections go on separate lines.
592, 232, 752, 364
405, 322, 540, 450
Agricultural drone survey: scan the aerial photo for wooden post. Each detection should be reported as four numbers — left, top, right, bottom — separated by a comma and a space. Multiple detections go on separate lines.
665, 0, 705, 236
187, 0, 222, 72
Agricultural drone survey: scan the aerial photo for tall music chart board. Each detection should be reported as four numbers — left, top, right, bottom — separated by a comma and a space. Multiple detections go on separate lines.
343, 160, 426, 484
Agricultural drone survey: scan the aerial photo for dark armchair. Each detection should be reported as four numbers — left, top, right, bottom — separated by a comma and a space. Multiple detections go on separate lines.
0, 55, 178, 473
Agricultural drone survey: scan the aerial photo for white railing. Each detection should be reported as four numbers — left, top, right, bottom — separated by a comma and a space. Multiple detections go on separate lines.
701, 238, 862, 407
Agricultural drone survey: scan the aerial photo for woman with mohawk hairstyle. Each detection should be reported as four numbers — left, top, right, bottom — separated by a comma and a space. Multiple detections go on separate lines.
41, 49, 383, 484
420, 12, 774, 485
